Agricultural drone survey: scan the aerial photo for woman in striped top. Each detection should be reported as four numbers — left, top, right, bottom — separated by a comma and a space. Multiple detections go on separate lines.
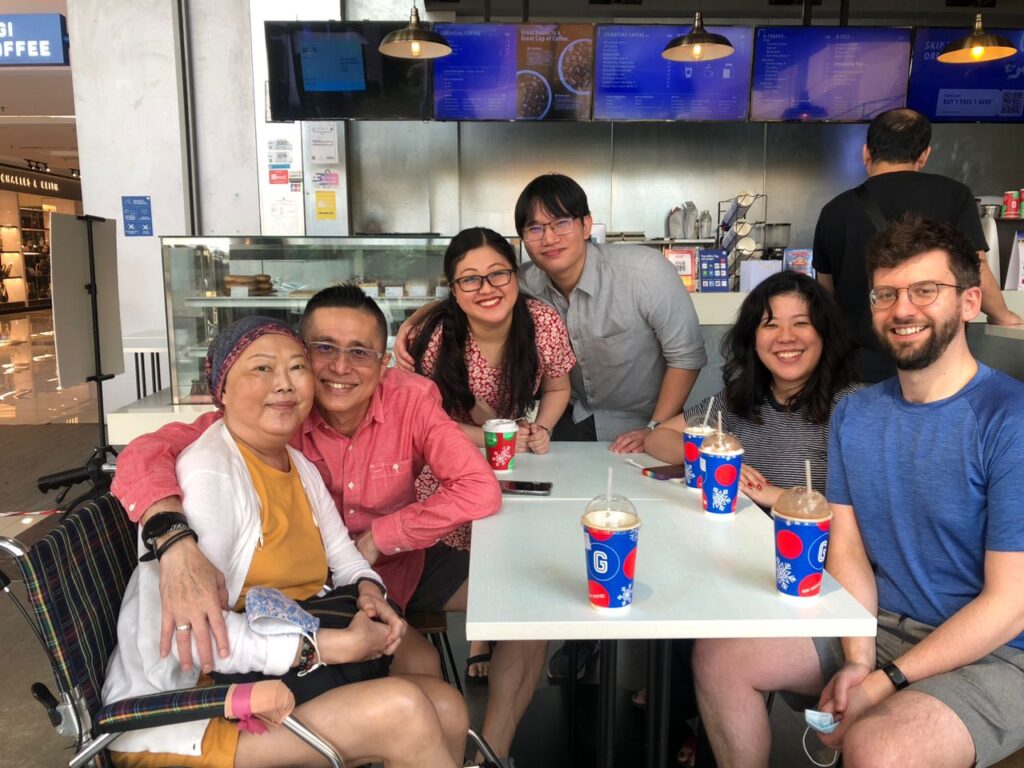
645, 271, 859, 512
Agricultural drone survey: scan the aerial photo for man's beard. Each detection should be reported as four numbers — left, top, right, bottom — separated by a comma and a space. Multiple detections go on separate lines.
876, 313, 962, 371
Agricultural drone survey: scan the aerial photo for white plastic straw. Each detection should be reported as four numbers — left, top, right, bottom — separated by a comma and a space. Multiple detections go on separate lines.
605, 467, 613, 526
805, 459, 812, 494
717, 411, 723, 436
702, 396, 715, 428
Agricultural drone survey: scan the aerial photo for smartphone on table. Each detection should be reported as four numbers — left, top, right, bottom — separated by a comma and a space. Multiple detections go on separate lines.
499, 480, 553, 496
641, 464, 687, 481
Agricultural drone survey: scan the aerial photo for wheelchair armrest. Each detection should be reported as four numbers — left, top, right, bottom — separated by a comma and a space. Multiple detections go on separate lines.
94, 684, 233, 733
94, 686, 345, 767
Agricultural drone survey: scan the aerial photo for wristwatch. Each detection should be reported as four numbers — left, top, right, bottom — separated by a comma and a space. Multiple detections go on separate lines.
141, 512, 190, 557
881, 661, 910, 691
646, 419, 661, 431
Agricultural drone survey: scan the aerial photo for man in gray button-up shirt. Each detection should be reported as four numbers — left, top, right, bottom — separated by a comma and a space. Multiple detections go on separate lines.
515, 174, 707, 451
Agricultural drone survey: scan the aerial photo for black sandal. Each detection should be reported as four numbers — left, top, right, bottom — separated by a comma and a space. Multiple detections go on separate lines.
465, 641, 497, 684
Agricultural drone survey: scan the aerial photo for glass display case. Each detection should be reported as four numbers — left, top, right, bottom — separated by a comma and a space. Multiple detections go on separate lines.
163, 235, 519, 405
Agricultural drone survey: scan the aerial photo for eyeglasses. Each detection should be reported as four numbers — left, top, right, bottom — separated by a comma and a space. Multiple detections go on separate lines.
452, 269, 515, 293
306, 341, 384, 366
521, 217, 576, 243
869, 281, 963, 310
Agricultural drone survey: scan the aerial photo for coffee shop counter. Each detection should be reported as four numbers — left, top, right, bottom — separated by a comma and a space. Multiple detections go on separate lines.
107, 291, 1024, 446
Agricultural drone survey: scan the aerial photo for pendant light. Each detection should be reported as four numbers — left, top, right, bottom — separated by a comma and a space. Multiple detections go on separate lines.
378, 6, 452, 60
937, 12, 1017, 64
662, 10, 734, 62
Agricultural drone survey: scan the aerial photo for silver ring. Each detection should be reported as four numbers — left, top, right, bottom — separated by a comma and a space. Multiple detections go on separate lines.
175, 623, 191, 632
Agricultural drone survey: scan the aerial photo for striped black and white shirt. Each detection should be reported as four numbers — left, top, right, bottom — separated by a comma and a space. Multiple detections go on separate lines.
683, 384, 861, 509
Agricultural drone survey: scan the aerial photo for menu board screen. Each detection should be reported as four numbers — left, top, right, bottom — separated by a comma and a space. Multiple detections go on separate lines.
908, 28, 1024, 122
265, 21, 432, 120
593, 25, 753, 121
751, 26, 911, 121
433, 23, 594, 120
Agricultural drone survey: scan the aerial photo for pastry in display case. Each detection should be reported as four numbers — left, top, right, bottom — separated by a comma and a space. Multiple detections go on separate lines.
162, 235, 519, 405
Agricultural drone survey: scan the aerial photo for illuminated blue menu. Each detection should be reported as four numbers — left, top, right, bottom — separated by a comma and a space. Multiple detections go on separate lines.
908, 28, 1024, 122
434, 24, 518, 120
593, 25, 753, 121
751, 26, 911, 121
434, 24, 594, 120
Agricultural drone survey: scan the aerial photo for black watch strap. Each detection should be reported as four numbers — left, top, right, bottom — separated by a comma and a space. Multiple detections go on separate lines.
141, 512, 189, 551
882, 661, 910, 691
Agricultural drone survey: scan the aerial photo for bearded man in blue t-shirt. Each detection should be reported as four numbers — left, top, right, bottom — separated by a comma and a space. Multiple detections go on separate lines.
693, 215, 1024, 768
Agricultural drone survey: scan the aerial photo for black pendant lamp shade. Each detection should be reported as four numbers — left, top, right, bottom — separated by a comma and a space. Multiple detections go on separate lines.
378, 6, 452, 60
937, 13, 1017, 64
662, 11, 734, 62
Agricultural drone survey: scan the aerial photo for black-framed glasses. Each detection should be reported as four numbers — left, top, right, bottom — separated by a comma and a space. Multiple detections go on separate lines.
521, 217, 576, 243
869, 281, 963, 310
306, 341, 384, 366
452, 269, 515, 293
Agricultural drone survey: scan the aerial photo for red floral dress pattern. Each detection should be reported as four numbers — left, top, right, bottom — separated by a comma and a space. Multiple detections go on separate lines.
416, 298, 575, 549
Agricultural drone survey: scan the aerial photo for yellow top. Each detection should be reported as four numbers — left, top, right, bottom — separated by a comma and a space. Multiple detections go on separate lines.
234, 440, 329, 609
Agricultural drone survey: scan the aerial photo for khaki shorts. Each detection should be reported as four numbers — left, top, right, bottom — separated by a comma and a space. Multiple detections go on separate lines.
809, 608, 1024, 768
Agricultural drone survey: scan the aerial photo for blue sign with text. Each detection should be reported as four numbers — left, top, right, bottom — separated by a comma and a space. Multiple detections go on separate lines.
121, 196, 153, 238
0, 14, 69, 66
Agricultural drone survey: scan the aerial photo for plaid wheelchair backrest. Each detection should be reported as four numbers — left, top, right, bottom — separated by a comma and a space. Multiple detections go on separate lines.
18, 494, 137, 714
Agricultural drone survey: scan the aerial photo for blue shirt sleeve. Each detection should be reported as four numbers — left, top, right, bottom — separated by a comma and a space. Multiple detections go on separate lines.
826, 395, 853, 506
981, 402, 1024, 552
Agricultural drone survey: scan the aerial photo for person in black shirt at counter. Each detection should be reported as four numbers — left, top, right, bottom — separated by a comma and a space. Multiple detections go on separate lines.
812, 107, 1021, 383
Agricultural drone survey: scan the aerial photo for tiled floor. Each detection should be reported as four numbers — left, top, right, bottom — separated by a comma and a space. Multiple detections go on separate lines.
0, 309, 98, 426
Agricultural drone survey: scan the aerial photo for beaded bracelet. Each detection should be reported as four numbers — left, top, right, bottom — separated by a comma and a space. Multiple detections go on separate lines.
296, 634, 321, 677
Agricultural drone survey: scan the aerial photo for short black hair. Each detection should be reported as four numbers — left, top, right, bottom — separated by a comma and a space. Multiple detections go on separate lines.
866, 214, 980, 290
299, 283, 388, 349
866, 108, 931, 165
514, 173, 591, 235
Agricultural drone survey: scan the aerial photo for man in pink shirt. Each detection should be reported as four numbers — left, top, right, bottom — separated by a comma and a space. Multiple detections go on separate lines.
113, 284, 539, 758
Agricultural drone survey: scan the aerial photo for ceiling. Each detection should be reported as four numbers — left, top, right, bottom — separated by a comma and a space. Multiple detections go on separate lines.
1, 0, 1022, 181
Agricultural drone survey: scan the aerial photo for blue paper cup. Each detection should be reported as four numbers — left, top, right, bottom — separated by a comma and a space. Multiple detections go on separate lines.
773, 511, 831, 598
683, 424, 715, 490
582, 507, 640, 612
700, 448, 743, 516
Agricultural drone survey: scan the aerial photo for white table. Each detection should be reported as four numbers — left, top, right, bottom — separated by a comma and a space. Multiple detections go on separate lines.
468, 443, 875, 768
489, 440, 692, 502
466, 498, 875, 642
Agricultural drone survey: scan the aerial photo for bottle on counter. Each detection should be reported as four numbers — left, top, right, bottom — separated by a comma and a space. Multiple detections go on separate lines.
699, 210, 713, 240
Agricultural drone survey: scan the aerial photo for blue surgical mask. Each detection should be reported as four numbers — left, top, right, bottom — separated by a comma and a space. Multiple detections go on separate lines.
804, 708, 840, 735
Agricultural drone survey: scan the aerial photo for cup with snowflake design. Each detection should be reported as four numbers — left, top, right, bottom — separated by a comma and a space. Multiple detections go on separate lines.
772, 486, 831, 599
483, 418, 519, 471
581, 495, 640, 613
699, 430, 743, 517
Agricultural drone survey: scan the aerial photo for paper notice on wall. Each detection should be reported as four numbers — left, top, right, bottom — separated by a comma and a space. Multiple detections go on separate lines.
269, 198, 302, 233
1004, 231, 1024, 290
315, 190, 337, 221
309, 124, 339, 163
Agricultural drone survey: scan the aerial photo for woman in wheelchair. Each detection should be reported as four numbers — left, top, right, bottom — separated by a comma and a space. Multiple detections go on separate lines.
103, 317, 467, 767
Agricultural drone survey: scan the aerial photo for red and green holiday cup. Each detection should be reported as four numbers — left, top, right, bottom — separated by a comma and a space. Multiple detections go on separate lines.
483, 418, 518, 471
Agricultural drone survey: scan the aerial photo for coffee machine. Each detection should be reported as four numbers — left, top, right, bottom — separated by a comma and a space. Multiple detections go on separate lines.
762, 222, 792, 260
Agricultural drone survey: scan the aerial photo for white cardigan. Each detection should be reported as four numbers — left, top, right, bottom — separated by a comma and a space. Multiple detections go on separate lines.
102, 421, 382, 756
